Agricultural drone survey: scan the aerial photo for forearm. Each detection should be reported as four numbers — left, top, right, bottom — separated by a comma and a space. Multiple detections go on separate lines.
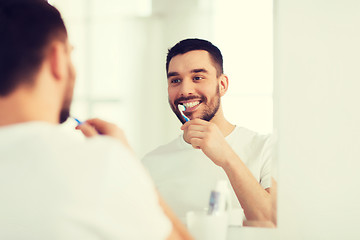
221, 150, 274, 223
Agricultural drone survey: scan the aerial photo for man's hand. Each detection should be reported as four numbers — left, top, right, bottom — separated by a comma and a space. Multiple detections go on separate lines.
181, 119, 234, 167
76, 118, 132, 151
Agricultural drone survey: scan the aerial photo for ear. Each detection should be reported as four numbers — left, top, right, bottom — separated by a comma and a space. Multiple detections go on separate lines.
47, 41, 67, 82
219, 74, 229, 97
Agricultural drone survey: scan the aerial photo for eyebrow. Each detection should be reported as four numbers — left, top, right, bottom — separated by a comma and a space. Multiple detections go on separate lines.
191, 68, 208, 74
167, 72, 179, 78
167, 68, 209, 78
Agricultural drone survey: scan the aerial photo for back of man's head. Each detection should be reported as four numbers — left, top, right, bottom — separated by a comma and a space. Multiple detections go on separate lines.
166, 38, 224, 77
0, 0, 67, 96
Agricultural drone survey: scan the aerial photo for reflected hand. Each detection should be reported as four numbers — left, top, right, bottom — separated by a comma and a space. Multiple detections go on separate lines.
181, 119, 233, 167
76, 118, 132, 151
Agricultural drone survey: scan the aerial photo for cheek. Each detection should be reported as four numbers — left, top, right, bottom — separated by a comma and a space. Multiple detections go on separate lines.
200, 84, 217, 97
69, 60, 76, 80
71, 64, 76, 80
167, 87, 177, 102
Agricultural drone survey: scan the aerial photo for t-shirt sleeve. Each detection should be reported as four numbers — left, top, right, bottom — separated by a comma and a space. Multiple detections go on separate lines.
99, 141, 172, 240
259, 134, 275, 189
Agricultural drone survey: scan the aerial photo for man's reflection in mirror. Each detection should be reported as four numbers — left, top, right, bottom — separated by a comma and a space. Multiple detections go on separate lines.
142, 38, 277, 227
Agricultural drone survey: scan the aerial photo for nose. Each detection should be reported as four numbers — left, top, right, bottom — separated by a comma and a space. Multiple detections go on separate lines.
179, 78, 195, 96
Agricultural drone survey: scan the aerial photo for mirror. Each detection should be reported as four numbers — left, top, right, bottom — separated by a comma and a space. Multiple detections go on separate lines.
52, 0, 275, 235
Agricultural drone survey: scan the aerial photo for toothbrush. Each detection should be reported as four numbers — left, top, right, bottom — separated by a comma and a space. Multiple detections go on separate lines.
207, 190, 220, 215
178, 104, 190, 122
71, 116, 101, 134
71, 116, 83, 125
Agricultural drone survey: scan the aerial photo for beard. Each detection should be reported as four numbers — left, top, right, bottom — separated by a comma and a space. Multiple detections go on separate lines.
170, 85, 221, 124
59, 105, 70, 124
59, 61, 75, 124
59, 86, 72, 124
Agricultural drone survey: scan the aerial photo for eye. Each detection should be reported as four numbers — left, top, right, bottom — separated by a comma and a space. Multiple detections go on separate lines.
171, 78, 181, 84
193, 76, 203, 81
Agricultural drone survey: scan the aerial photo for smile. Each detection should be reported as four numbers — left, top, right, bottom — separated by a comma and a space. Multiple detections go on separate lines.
180, 100, 201, 112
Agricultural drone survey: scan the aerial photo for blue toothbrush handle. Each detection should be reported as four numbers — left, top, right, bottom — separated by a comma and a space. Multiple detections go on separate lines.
72, 117, 83, 125
182, 113, 190, 122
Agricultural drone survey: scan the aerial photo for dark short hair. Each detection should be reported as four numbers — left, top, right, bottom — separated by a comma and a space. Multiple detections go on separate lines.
0, 0, 67, 96
166, 38, 223, 77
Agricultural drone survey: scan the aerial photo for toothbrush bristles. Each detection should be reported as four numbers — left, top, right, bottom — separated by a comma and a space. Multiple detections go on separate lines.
178, 104, 186, 112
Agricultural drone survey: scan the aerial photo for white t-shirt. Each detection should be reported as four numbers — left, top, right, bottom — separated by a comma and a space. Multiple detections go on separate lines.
142, 126, 273, 224
0, 122, 171, 240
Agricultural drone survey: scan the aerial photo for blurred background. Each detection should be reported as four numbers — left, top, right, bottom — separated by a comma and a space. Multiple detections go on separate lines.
51, 0, 273, 158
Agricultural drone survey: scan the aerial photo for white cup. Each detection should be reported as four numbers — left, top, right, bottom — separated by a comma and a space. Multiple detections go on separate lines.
186, 211, 228, 240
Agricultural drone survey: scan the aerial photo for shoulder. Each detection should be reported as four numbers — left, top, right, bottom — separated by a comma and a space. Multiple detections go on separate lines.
143, 135, 183, 160
141, 135, 188, 172
231, 126, 272, 146
229, 126, 274, 163
32, 122, 134, 164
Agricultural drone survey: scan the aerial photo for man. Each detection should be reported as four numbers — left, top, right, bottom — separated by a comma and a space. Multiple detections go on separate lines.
142, 38, 277, 227
0, 1, 191, 239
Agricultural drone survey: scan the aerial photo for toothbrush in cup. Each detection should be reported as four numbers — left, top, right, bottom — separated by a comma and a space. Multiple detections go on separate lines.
178, 104, 190, 122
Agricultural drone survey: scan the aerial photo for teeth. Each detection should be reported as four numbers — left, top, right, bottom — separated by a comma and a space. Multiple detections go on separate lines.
183, 101, 200, 109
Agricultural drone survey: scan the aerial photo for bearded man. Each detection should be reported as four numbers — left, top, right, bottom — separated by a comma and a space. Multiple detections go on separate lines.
0, 1, 192, 239
143, 38, 277, 227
